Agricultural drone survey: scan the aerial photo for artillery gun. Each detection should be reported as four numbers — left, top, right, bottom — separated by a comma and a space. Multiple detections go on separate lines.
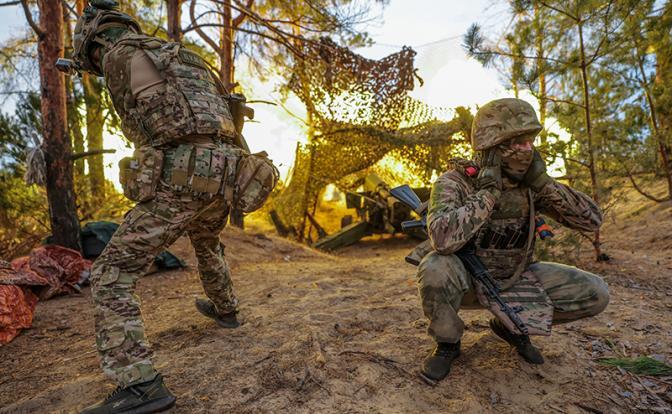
313, 174, 428, 251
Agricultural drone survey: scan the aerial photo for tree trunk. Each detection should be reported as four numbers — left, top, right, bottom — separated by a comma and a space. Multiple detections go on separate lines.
74, 0, 105, 202
653, 2, 672, 199
219, 0, 235, 88
37, 0, 81, 251
83, 73, 105, 202
63, 4, 85, 177
635, 45, 672, 201
534, 3, 548, 144
166, 0, 182, 42
578, 20, 602, 260
218, 0, 244, 228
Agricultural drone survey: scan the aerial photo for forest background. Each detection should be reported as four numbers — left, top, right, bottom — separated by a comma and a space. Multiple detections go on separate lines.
0, 0, 670, 262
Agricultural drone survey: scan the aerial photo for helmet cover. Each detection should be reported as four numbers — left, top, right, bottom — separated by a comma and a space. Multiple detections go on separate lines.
471, 98, 542, 151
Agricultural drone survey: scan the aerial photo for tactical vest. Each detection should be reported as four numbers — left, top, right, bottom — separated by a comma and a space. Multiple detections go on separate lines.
452, 159, 536, 287
102, 33, 236, 147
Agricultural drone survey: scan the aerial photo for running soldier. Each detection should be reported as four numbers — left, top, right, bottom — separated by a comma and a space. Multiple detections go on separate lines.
65, 1, 277, 412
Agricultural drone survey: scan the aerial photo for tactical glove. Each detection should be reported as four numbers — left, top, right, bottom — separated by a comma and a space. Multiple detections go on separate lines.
521, 150, 553, 192
477, 148, 502, 199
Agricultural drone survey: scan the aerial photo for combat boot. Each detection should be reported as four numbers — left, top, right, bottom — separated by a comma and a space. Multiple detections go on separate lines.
80, 374, 175, 414
420, 341, 461, 384
195, 298, 240, 328
489, 318, 544, 364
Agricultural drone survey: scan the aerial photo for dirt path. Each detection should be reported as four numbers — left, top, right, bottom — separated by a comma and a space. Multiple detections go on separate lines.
1, 223, 671, 413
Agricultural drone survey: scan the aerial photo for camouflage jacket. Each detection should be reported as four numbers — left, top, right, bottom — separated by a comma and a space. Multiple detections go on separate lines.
427, 160, 603, 255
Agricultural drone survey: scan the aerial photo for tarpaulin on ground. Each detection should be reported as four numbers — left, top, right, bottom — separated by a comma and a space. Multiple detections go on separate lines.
11, 245, 92, 300
1, 223, 186, 345
0, 245, 91, 345
0, 283, 38, 345
0, 260, 45, 344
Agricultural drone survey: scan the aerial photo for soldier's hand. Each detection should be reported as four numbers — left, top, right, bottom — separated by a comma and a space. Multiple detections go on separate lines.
521, 150, 553, 192
477, 148, 502, 199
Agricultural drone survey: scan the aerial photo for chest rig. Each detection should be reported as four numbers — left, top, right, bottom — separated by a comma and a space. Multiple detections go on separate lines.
103, 33, 236, 148
475, 183, 536, 288
449, 159, 536, 286
450, 161, 551, 335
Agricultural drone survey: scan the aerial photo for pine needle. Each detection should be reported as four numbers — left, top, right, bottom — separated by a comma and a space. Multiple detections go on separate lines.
598, 357, 672, 376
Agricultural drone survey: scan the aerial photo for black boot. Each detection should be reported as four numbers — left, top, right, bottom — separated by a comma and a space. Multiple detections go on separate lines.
489, 318, 544, 364
420, 341, 461, 384
80, 374, 176, 414
195, 298, 240, 328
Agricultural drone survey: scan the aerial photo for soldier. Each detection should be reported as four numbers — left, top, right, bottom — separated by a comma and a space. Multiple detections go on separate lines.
415, 98, 609, 383
66, 1, 277, 413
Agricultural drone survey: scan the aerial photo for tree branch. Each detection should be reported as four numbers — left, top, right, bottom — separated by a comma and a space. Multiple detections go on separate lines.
538, 1, 578, 21
61, 0, 79, 18
150, 0, 164, 37
69, 149, 116, 161
183, 22, 303, 57
545, 95, 585, 108
189, 0, 223, 54
20, 0, 45, 38
0, 90, 33, 95
186, 8, 219, 28
231, 0, 252, 27
0, 1, 20, 6
586, 0, 639, 67
469, 49, 571, 66
539, 149, 590, 168
625, 170, 670, 202
212, 0, 309, 56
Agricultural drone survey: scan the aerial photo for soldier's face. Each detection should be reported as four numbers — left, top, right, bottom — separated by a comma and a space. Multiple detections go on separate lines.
498, 134, 535, 179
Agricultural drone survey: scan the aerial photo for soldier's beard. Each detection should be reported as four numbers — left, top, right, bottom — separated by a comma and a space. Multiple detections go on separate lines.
499, 147, 533, 181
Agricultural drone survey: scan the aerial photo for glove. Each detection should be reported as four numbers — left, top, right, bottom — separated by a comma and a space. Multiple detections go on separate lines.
477, 147, 502, 199
521, 150, 553, 191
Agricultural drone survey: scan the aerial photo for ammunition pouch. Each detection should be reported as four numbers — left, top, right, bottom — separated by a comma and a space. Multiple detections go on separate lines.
162, 142, 241, 199
234, 151, 279, 214
118, 146, 164, 202
475, 247, 534, 280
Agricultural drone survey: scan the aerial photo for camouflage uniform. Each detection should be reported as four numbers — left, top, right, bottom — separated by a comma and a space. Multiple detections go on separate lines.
91, 171, 239, 387
72, 4, 273, 389
415, 99, 609, 344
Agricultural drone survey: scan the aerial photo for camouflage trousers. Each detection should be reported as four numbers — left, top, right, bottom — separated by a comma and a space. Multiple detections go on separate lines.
416, 251, 609, 343
90, 183, 237, 387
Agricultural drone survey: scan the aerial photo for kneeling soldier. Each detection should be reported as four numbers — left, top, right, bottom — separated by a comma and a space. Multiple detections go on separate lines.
414, 98, 609, 383
66, 1, 277, 412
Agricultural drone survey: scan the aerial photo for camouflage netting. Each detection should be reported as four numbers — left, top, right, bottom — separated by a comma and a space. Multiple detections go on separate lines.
272, 38, 474, 239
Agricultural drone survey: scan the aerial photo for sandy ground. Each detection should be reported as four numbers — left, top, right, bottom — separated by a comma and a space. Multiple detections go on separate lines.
1, 191, 671, 413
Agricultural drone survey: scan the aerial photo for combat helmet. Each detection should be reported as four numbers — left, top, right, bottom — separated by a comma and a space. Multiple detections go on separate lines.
73, 0, 141, 75
471, 98, 542, 151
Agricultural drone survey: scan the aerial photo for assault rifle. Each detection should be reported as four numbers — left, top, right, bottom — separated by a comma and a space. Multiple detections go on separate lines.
389, 184, 529, 335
